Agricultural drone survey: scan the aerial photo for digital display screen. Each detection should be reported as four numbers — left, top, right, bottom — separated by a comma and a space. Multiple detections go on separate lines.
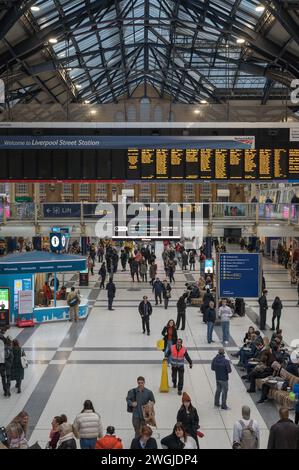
0, 146, 298, 180
0, 288, 9, 310
205, 259, 214, 274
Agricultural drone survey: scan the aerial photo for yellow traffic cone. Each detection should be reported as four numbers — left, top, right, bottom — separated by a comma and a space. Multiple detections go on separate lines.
159, 358, 169, 392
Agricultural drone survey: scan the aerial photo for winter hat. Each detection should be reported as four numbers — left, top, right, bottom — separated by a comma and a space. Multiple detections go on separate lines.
182, 392, 191, 403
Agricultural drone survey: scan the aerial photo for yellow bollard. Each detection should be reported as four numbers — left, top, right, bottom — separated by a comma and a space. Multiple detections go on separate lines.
159, 358, 169, 393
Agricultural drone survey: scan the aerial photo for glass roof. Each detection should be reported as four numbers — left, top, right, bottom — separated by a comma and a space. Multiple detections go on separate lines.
1, 0, 296, 105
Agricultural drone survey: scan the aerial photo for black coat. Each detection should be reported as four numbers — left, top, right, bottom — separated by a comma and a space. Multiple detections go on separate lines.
177, 297, 186, 313
205, 307, 216, 323
106, 282, 116, 298
130, 438, 157, 449
161, 326, 177, 351
272, 299, 282, 316
138, 301, 153, 317
268, 419, 299, 449
258, 295, 268, 311
177, 406, 199, 439
162, 284, 171, 299
161, 433, 185, 449
11, 347, 24, 382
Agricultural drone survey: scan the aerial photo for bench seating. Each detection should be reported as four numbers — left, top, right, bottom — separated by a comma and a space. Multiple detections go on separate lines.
256, 361, 299, 408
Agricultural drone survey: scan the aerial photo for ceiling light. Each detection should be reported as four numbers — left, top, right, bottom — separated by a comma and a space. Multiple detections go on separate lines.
236, 38, 245, 44
75, 84, 82, 89
49, 38, 58, 44
200, 100, 208, 104
194, 109, 200, 114
66, 67, 72, 71
255, 5, 265, 12
90, 110, 97, 115
84, 100, 90, 104
30, 6, 40, 12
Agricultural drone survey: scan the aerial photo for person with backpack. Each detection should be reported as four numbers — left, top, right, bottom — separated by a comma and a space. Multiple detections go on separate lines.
232, 406, 259, 449
67, 287, 81, 322
126, 376, 155, 438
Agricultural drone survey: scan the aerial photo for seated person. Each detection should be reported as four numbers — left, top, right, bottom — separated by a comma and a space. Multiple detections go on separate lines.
231, 326, 256, 359
241, 341, 265, 378
286, 360, 299, 377
188, 285, 200, 301
246, 355, 274, 393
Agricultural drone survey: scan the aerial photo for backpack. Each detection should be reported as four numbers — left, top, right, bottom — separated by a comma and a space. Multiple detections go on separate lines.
126, 388, 137, 413
69, 296, 79, 307
239, 420, 258, 449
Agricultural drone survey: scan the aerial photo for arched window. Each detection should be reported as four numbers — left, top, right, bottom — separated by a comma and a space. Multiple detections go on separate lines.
140, 97, 151, 121
115, 111, 125, 122
154, 105, 163, 122
127, 105, 137, 121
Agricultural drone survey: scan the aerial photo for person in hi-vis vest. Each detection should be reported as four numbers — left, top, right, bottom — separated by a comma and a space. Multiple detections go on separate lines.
166, 338, 192, 395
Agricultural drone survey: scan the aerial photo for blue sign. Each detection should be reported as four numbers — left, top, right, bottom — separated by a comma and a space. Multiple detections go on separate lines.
43, 204, 80, 218
219, 253, 260, 298
0, 135, 255, 149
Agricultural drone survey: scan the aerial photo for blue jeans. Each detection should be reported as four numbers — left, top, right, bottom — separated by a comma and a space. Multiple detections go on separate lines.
207, 322, 214, 343
80, 438, 97, 449
165, 340, 173, 364
215, 380, 228, 407
221, 321, 230, 343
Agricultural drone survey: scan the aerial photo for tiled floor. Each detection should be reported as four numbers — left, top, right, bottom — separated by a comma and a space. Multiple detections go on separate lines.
1, 243, 298, 449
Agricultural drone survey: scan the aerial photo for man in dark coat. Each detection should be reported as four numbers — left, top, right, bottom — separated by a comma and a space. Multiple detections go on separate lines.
152, 278, 163, 305
106, 278, 116, 310
267, 407, 299, 449
176, 294, 187, 330
211, 348, 232, 410
138, 296, 153, 335
258, 289, 268, 330
206, 300, 216, 344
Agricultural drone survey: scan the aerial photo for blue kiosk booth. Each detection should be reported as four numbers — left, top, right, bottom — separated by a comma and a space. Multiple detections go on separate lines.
0, 251, 88, 324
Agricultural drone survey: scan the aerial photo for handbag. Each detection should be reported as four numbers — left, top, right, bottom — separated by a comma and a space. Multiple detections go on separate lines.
156, 339, 165, 351
21, 350, 28, 369
142, 401, 156, 427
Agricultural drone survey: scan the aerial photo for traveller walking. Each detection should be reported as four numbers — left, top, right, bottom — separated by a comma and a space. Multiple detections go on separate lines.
106, 278, 116, 310
271, 296, 282, 331
95, 426, 123, 449
67, 287, 80, 322
206, 300, 216, 344
176, 294, 187, 330
139, 259, 148, 282
182, 250, 188, 270
120, 249, 128, 271
258, 289, 268, 331
149, 262, 157, 286
11, 339, 26, 393
189, 251, 196, 271
130, 425, 158, 449
73, 400, 104, 449
126, 376, 155, 438
218, 298, 233, 345
99, 262, 107, 289
162, 279, 172, 310
211, 348, 232, 410
267, 407, 299, 449
166, 338, 193, 396
176, 392, 200, 448
232, 406, 259, 449
138, 296, 153, 335
153, 278, 163, 305
162, 319, 178, 365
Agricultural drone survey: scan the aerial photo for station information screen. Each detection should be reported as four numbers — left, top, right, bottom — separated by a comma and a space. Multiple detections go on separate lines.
0, 146, 299, 180
126, 148, 298, 180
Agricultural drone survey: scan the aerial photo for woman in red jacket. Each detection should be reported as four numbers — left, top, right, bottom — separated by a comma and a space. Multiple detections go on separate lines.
95, 426, 123, 449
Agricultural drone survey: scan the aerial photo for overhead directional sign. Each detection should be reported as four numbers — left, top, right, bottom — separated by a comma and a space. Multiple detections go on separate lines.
218, 253, 261, 298
43, 204, 80, 218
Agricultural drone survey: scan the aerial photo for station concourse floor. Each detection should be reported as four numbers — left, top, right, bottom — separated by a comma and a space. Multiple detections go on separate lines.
1, 243, 298, 449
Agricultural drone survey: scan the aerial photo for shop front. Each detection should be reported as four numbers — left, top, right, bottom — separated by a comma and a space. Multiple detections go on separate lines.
0, 251, 88, 325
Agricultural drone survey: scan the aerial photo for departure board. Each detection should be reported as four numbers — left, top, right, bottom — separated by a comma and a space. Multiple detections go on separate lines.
259, 149, 272, 179
230, 149, 243, 179
215, 149, 229, 179
170, 149, 184, 178
1, 146, 299, 180
289, 148, 299, 179
185, 149, 199, 179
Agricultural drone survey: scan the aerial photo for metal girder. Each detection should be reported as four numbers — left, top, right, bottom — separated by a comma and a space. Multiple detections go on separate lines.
261, 78, 274, 105
0, 0, 35, 41
270, 0, 299, 46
